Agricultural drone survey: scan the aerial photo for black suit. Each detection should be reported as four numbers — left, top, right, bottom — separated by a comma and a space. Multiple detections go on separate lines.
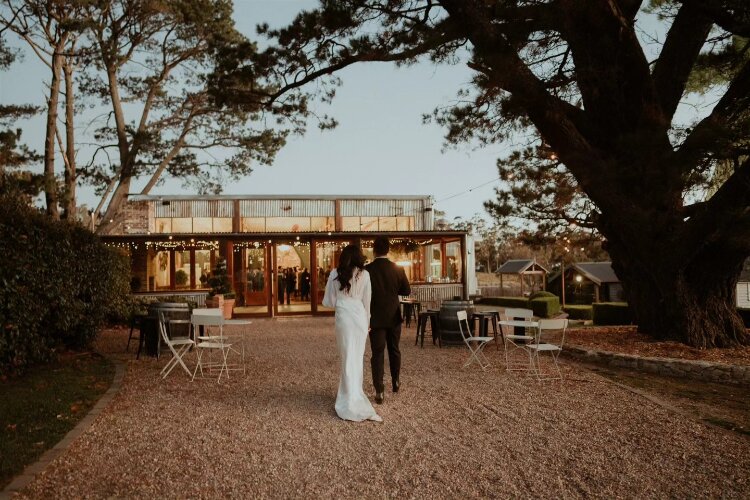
366, 257, 411, 393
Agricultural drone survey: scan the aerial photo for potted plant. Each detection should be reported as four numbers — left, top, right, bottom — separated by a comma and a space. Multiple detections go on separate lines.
206, 258, 235, 319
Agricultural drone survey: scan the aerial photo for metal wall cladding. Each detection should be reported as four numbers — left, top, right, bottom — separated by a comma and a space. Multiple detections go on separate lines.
152, 200, 234, 218
239, 199, 335, 217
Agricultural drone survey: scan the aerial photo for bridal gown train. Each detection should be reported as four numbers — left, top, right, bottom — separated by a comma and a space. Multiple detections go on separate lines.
323, 268, 382, 422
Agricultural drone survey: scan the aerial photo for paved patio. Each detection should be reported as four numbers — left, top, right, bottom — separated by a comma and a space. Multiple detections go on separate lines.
16, 318, 750, 498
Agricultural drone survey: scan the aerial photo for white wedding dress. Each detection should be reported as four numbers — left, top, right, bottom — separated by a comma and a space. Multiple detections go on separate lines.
323, 268, 382, 422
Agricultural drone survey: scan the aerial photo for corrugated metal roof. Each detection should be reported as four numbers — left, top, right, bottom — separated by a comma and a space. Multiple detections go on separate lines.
153, 199, 234, 218
572, 262, 620, 285
131, 194, 431, 201
497, 259, 549, 274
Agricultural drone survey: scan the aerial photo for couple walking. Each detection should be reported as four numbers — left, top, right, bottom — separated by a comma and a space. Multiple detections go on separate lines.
322, 236, 410, 423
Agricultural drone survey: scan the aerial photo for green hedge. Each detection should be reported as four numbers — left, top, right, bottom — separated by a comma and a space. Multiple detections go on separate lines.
563, 305, 593, 320
478, 295, 561, 318
592, 302, 632, 326
529, 296, 561, 318
479, 296, 530, 309
0, 190, 130, 375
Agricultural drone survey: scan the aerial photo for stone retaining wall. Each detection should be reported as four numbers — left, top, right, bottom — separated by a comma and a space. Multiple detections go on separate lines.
563, 345, 750, 386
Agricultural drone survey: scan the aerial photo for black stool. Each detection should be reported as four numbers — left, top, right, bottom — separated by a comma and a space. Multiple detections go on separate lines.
473, 311, 499, 342
416, 310, 440, 348
402, 301, 421, 328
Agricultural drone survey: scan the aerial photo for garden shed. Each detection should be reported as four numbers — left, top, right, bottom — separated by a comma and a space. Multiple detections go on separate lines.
549, 261, 623, 305
497, 259, 549, 296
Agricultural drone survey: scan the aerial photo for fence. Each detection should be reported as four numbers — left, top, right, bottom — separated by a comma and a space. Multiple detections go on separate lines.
132, 291, 209, 306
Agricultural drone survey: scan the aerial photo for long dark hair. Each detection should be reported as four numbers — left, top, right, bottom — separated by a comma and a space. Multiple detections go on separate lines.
336, 244, 366, 293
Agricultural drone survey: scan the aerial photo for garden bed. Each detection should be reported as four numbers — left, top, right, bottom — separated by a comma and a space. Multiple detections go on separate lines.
567, 326, 750, 366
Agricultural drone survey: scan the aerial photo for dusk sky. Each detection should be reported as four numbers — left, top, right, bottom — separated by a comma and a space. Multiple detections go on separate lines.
0, 0, 509, 222
0, 1, 717, 221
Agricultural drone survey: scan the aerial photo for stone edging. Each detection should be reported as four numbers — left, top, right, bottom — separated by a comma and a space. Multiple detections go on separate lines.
0, 357, 126, 499
562, 344, 750, 386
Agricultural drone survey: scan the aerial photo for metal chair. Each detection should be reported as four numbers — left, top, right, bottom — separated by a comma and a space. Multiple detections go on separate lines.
528, 318, 568, 381
157, 311, 195, 379
498, 308, 538, 373
457, 310, 495, 370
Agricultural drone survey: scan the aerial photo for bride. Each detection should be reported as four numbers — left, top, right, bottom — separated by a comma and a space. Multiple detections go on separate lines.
322, 244, 382, 423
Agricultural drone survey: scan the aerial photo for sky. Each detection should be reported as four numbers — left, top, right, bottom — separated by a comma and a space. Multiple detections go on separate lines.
0, 0, 509, 222
0, 1, 719, 223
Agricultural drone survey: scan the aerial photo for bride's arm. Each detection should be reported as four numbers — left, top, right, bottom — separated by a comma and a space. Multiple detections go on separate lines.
322, 270, 337, 308
362, 270, 372, 323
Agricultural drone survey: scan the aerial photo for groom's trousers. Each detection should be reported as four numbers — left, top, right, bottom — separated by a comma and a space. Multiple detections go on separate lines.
369, 325, 401, 393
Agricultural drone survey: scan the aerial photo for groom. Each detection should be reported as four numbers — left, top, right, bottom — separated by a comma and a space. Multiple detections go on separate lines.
366, 236, 411, 404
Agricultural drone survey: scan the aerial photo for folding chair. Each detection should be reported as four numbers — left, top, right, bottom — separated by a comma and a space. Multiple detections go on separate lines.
528, 318, 568, 381
189, 309, 231, 382
498, 308, 538, 373
157, 311, 195, 379
457, 310, 495, 370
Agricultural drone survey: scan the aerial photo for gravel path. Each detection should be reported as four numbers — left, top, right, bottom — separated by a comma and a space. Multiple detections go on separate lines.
17, 318, 750, 498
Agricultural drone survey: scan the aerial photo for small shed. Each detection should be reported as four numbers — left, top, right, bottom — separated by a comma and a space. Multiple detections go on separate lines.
548, 261, 623, 305
497, 259, 549, 296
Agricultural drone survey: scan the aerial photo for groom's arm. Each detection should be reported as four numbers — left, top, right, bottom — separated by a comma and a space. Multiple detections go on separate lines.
397, 267, 411, 296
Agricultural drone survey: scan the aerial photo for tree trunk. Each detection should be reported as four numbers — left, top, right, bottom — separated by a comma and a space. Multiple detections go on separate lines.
95, 67, 133, 235
61, 60, 76, 219
607, 237, 749, 348
43, 40, 65, 218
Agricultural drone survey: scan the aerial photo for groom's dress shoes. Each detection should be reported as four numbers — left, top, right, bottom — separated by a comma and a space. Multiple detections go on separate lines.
392, 380, 400, 393
375, 392, 384, 404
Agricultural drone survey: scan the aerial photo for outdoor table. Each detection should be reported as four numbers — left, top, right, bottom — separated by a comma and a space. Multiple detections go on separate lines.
472, 311, 499, 339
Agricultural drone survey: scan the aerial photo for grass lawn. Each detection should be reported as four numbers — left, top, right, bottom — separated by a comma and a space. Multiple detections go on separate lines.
0, 352, 114, 488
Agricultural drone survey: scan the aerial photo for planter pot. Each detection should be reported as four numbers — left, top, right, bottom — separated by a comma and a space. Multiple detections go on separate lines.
206, 294, 224, 310
222, 298, 235, 319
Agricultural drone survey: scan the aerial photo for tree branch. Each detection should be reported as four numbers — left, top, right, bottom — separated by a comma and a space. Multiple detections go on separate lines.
651, 2, 713, 122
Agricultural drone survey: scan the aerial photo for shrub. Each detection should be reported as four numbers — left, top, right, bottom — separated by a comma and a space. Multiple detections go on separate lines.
175, 269, 188, 286
564, 305, 593, 320
477, 294, 561, 318
592, 302, 632, 326
0, 190, 130, 375
207, 258, 235, 299
529, 296, 561, 318
528, 290, 556, 301
478, 296, 529, 309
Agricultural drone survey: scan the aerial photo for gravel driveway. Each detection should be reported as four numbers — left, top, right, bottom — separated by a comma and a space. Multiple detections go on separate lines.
17, 318, 750, 498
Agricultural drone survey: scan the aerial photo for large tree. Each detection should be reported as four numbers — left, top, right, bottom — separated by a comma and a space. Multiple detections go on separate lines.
213, 0, 750, 347
0, 0, 86, 218
79, 0, 298, 235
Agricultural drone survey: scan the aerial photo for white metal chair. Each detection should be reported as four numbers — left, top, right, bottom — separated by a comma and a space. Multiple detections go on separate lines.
190, 309, 250, 381
528, 318, 568, 381
498, 308, 538, 373
191, 312, 233, 383
157, 311, 195, 379
457, 310, 495, 370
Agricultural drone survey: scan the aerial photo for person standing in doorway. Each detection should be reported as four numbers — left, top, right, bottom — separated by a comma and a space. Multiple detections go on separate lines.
365, 236, 410, 404
277, 266, 286, 304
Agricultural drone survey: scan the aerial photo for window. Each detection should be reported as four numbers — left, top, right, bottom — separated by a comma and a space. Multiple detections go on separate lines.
193, 217, 213, 233
341, 217, 360, 231
266, 217, 311, 232
445, 241, 462, 282
241, 217, 266, 232
154, 218, 172, 234
213, 218, 232, 232
175, 251, 191, 289
310, 217, 335, 232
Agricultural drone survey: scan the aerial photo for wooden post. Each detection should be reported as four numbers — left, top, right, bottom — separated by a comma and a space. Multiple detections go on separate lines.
561, 263, 566, 308
500, 273, 504, 296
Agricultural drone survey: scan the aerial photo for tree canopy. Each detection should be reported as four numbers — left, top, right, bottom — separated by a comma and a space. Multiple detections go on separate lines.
214, 0, 750, 347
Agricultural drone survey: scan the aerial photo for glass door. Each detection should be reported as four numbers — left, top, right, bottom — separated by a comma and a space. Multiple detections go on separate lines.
274, 241, 312, 315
